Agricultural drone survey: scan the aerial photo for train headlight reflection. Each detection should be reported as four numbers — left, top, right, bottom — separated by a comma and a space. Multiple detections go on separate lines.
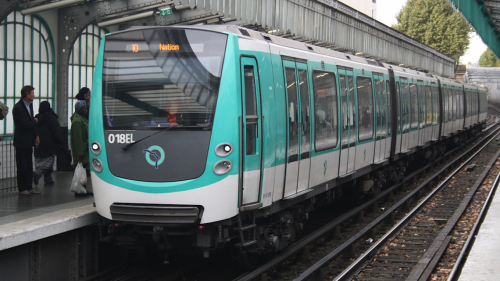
92, 158, 103, 173
213, 160, 232, 175
91, 142, 101, 155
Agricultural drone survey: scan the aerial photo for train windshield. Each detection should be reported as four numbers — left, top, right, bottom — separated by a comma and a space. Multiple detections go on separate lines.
102, 28, 227, 130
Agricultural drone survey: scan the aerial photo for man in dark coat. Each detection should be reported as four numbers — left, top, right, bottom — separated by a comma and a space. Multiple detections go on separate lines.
33, 101, 66, 185
12, 85, 41, 195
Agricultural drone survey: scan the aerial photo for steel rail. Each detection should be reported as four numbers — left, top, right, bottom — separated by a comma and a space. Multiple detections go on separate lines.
446, 159, 500, 281
234, 120, 500, 281
332, 129, 500, 281
293, 124, 500, 281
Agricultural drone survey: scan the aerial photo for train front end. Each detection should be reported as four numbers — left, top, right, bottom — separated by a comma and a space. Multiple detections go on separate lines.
89, 27, 242, 247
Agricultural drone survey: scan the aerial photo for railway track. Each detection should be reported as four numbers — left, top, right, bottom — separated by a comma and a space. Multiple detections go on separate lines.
85, 107, 500, 281
233, 107, 500, 281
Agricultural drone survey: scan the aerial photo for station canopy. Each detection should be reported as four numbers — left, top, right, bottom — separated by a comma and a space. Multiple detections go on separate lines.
448, 0, 500, 58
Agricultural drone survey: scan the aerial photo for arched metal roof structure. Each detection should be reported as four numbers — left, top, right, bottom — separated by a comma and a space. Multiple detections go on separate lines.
0, 0, 460, 127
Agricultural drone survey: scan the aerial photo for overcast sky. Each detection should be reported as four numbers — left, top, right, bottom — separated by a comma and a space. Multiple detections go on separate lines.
376, 0, 487, 64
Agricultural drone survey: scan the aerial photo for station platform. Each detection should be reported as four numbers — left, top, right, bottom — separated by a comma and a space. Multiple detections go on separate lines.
458, 182, 500, 281
0, 172, 99, 251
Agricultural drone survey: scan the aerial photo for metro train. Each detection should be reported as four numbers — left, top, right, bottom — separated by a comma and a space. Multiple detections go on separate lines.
88, 25, 487, 258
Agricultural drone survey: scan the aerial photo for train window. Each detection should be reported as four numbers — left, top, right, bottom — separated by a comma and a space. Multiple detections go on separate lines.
451, 89, 455, 120
464, 92, 468, 117
386, 81, 392, 135
298, 69, 310, 158
102, 29, 227, 130
357, 76, 374, 142
244, 66, 257, 116
450, 89, 455, 120
431, 85, 438, 125
243, 65, 258, 155
459, 91, 464, 118
374, 76, 385, 139
475, 93, 478, 115
410, 83, 418, 129
469, 92, 473, 116
447, 88, 452, 121
396, 82, 400, 133
402, 82, 410, 132
472, 93, 475, 115
465, 92, 472, 116
449, 88, 454, 121
476, 93, 479, 115
442, 89, 447, 122
454, 89, 458, 120
348, 76, 356, 144
286, 67, 299, 161
340, 76, 348, 147
379, 79, 386, 136
313, 70, 338, 151
418, 83, 425, 128
425, 86, 432, 126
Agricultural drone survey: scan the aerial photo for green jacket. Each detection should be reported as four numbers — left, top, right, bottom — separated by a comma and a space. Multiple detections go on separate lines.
70, 113, 89, 166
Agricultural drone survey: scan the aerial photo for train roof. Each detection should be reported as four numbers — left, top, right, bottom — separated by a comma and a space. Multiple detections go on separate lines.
119, 25, 481, 91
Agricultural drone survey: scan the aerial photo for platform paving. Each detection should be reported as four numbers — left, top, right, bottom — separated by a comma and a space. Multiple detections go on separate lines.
0, 171, 99, 251
458, 183, 500, 281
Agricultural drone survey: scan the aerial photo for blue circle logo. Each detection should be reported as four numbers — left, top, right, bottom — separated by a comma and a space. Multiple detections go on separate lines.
143, 145, 165, 169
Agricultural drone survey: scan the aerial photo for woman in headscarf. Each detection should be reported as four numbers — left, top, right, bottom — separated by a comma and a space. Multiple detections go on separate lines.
71, 100, 91, 195
33, 101, 66, 185
74, 87, 91, 120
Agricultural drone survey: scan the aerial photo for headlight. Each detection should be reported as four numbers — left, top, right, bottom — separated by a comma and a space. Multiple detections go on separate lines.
213, 160, 232, 175
215, 143, 233, 157
91, 142, 101, 155
92, 157, 103, 173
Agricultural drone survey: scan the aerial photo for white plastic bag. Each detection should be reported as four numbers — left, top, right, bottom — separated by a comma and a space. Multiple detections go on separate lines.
71, 163, 87, 194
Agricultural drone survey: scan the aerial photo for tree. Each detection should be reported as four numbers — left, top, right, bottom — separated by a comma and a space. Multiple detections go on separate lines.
393, 0, 471, 68
479, 48, 500, 67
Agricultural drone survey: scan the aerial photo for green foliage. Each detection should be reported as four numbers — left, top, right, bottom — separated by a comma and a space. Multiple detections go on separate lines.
392, 0, 471, 63
479, 49, 500, 67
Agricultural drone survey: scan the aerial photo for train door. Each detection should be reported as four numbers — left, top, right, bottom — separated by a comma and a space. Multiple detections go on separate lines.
240, 57, 263, 205
373, 73, 386, 163
400, 80, 410, 152
338, 68, 356, 176
282, 59, 311, 197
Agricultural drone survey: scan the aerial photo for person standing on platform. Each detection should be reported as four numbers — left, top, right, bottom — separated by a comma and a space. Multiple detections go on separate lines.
12, 85, 41, 196
71, 100, 91, 196
33, 101, 66, 186
74, 87, 91, 120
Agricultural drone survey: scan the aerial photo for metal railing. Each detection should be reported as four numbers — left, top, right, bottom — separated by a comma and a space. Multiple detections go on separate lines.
0, 135, 17, 196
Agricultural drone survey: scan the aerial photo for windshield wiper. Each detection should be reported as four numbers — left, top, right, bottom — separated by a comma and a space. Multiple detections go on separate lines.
121, 125, 179, 151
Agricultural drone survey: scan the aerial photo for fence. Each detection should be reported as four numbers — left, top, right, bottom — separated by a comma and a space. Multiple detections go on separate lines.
0, 135, 71, 196
0, 136, 18, 196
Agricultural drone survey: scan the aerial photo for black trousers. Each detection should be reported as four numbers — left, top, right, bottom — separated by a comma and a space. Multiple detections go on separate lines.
16, 147, 34, 192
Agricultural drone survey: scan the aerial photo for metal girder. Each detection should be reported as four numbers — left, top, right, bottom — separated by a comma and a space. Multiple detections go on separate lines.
56, 0, 172, 126
0, 0, 26, 22
448, 0, 500, 59
1, 0, 460, 127
121, 0, 455, 76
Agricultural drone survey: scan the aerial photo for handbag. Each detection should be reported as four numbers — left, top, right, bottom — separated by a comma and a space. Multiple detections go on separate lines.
70, 163, 87, 194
